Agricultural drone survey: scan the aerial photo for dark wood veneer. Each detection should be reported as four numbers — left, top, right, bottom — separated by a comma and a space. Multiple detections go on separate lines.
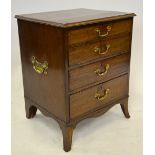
69, 53, 130, 90
68, 18, 133, 45
18, 20, 67, 121
69, 34, 131, 66
70, 74, 129, 119
16, 8, 135, 152
15, 8, 135, 28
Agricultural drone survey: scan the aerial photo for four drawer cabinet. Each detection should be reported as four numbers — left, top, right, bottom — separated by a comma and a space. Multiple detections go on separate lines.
16, 8, 136, 152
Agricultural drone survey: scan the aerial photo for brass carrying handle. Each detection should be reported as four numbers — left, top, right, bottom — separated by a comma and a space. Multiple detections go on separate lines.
96, 26, 111, 37
94, 64, 110, 76
95, 88, 110, 101
31, 56, 48, 75
94, 44, 110, 55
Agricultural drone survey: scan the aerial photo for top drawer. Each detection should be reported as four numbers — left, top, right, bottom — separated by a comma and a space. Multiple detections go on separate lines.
68, 18, 133, 45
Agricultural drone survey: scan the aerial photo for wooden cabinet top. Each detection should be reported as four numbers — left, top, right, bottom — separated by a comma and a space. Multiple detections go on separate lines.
15, 8, 135, 28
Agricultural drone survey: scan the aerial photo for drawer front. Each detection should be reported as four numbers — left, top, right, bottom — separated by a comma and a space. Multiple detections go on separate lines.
68, 18, 133, 45
70, 74, 129, 119
69, 53, 130, 91
69, 35, 131, 66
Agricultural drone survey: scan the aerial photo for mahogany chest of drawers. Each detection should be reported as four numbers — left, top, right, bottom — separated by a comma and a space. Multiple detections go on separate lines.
16, 8, 135, 152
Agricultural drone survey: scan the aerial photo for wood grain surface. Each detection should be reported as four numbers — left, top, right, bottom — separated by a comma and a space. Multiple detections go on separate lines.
18, 20, 67, 121
70, 74, 129, 119
15, 8, 135, 28
69, 53, 130, 90
69, 34, 131, 66
68, 18, 133, 45
16, 9, 135, 151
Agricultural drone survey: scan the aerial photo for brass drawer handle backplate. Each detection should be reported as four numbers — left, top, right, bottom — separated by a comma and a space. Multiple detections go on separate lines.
95, 88, 110, 101
94, 44, 110, 55
94, 64, 110, 76
96, 26, 111, 37
31, 56, 48, 75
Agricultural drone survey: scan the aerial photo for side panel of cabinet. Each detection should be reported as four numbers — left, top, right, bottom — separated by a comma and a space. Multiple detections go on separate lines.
17, 20, 67, 121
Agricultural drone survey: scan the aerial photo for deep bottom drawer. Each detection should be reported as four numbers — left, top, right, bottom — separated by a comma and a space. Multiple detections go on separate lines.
70, 74, 129, 120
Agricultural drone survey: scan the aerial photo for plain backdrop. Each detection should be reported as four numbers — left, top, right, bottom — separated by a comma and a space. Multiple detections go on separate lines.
12, 0, 143, 155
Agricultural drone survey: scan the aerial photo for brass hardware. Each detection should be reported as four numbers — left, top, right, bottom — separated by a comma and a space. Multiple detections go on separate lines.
31, 56, 48, 75
95, 88, 110, 101
94, 64, 110, 76
96, 26, 111, 37
94, 44, 110, 55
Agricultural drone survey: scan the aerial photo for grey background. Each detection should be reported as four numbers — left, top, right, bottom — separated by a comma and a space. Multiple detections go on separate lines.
12, 0, 142, 154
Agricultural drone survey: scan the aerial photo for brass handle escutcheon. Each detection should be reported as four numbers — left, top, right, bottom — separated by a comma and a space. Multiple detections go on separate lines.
96, 26, 111, 37
94, 64, 110, 76
31, 56, 48, 75
94, 44, 110, 55
95, 88, 110, 101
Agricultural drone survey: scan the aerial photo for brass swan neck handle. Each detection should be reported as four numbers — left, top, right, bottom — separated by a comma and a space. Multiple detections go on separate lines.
31, 56, 48, 75
96, 26, 111, 37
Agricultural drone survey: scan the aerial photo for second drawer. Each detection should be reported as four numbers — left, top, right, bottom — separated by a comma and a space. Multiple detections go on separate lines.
69, 34, 131, 66
69, 53, 130, 91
